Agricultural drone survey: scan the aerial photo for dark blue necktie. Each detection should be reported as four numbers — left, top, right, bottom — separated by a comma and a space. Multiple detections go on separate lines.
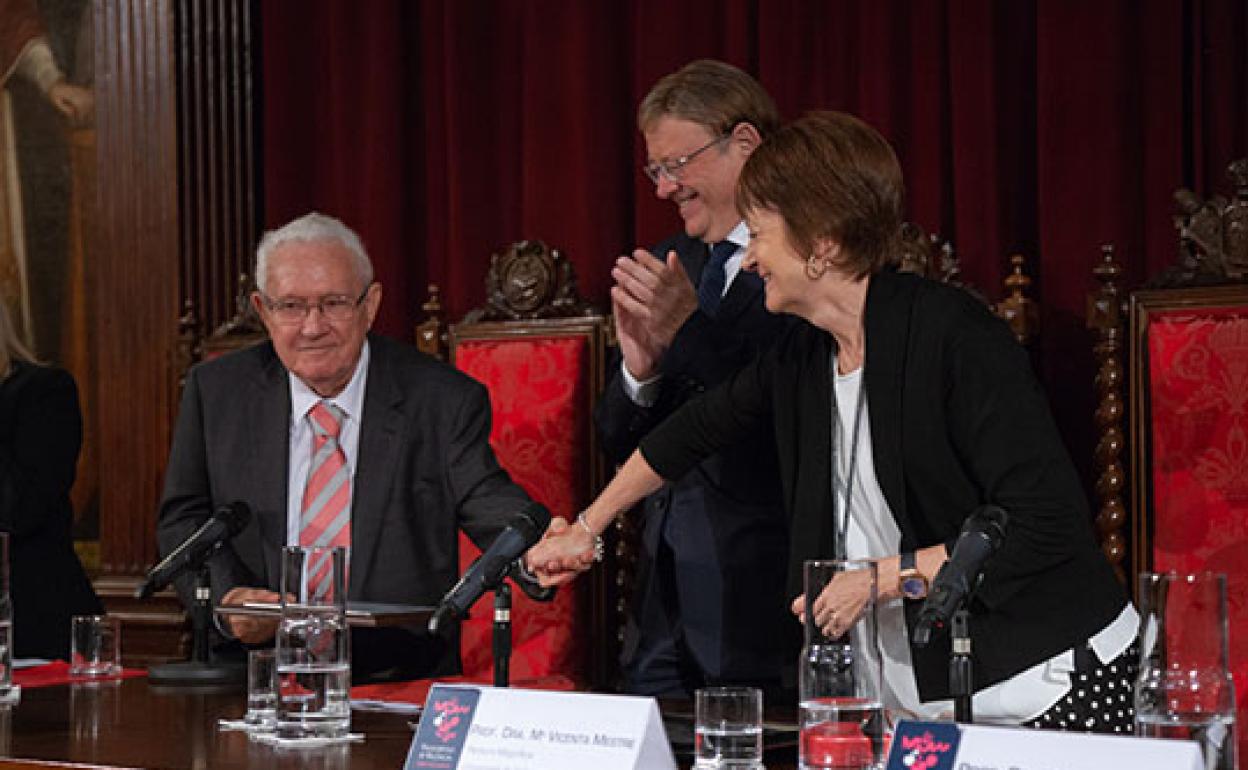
698, 240, 736, 317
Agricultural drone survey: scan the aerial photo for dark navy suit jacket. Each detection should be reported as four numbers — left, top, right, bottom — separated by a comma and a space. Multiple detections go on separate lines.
595, 232, 794, 690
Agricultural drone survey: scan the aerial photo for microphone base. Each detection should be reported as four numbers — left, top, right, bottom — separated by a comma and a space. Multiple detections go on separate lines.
147, 660, 247, 691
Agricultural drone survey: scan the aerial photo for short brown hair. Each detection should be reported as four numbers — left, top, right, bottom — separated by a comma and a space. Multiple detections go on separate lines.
736, 111, 904, 278
638, 59, 779, 139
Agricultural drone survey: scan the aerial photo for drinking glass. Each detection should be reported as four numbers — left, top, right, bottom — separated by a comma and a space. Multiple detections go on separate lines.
275, 545, 350, 739
1135, 571, 1237, 770
69, 615, 122, 677
799, 559, 885, 770
0, 533, 12, 698
244, 648, 278, 730
694, 686, 763, 769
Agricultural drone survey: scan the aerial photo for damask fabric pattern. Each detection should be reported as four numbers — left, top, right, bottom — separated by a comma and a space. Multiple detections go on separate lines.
1146, 306, 1248, 759
452, 336, 590, 683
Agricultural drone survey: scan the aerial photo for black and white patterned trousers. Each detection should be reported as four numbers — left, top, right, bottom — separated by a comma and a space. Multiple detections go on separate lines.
1022, 641, 1139, 734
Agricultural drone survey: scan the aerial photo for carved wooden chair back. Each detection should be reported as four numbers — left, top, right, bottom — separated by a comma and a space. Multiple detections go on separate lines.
420, 241, 619, 691
1088, 158, 1248, 758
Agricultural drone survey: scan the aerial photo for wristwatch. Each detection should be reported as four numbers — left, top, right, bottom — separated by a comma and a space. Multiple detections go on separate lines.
899, 551, 929, 600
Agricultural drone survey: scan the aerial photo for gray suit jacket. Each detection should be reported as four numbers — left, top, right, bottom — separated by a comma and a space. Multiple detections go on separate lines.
157, 334, 529, 676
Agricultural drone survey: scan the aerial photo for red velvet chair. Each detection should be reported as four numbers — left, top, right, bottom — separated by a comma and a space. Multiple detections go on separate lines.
1089, 157, 1248, 758
412, 241, 616, 694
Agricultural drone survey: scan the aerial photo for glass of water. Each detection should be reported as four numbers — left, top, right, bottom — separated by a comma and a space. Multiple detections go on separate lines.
0, 533, 12, 699
275, 545, 350, 740
244, 648, 278, 730
1135, 571, 1237, 770
694, 686, 763, 769
799, 559, 885, 770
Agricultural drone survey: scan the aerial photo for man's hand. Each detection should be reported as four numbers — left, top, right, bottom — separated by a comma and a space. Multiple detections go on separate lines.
524, 518, 596, 587
610, 249, 698, 381
220, 587, 282, 644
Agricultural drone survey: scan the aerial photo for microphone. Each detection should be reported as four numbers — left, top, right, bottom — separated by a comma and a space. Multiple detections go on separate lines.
136, 502, 252, 599
428, 501, 551, 635
912, 505, 1008, 647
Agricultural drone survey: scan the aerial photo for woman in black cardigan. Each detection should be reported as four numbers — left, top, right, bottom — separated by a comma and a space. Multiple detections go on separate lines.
0, 298, 103, 659
531, 111, 1136, 732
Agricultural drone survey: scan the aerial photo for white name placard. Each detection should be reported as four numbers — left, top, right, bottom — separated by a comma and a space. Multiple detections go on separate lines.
887, 720, 1204, 770
404, 684, 677, 770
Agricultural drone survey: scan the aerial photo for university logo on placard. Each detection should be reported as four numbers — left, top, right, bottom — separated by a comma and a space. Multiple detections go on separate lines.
886, 721, 961, 770
405, 686, 482, 769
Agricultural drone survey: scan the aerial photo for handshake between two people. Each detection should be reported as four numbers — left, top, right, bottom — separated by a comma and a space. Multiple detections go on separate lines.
524, 516, 601, 588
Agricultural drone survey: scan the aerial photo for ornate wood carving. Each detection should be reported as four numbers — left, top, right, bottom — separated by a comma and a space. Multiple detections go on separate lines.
197, 272, 266, 360
895, 222, 1038, 344
996, 255, 1040, 347
414, 284, 446, 360
442, 242, 624, 689
462, 240, 598, 323
1088, 157, 1248, 586
1149, 158, 1248, 288
1086, 245, 1128, 582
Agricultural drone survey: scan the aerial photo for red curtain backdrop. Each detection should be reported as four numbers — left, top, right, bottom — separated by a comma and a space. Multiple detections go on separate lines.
261, 0, 1246, 466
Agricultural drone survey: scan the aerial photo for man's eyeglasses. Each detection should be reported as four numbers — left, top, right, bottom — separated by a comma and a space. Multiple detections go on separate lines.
642, 133, 730, 185
261, 288, 369, 325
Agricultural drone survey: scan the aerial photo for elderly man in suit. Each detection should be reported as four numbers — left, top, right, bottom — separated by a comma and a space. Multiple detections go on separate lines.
157, 212, 533, 681
595, 60, 793, 697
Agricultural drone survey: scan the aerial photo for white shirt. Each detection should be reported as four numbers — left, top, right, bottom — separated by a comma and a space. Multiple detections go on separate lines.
831, 361, 1138, 724
285, 341, 370, 545
622, 221, 751, 406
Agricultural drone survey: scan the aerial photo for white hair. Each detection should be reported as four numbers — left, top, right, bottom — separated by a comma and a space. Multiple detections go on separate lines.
254, 212, 373, 293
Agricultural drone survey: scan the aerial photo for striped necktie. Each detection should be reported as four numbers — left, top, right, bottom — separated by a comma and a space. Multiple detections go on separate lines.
697, 240, 737, 317
300, 400, 350, 599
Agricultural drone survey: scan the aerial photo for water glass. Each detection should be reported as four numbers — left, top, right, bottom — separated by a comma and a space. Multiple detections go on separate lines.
1135, 571, 1237, 770
275, 545, 350, 739
0, 533, 12, 698
694, 686, 764, 769
69, 615, 122, 677
244, 648, 278, 729
799, 559, 885, 770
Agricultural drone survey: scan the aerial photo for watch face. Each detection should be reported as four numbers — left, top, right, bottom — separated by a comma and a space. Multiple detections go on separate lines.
901, 575, 928, 600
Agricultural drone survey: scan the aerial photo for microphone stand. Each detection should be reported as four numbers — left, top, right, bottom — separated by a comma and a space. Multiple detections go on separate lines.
148, 564, 246, 689
493, 582, 512, 687
950, 610, 973, 724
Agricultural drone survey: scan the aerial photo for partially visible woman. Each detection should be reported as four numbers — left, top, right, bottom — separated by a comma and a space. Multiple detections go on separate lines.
0, 296, 102, 660
530, 111, 1136, 732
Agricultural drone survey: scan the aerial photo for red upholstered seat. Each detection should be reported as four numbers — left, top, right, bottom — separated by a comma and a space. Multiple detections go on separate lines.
407, 242, 616, 691
453, 335, 594, 684
1138, 302, 1248, 739
1088, 161, 1248, 761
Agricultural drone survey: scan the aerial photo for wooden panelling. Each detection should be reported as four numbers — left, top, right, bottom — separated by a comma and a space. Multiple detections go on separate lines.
94, 0, 180, 577
177, 0, 261, 340
91, 0, 262, 663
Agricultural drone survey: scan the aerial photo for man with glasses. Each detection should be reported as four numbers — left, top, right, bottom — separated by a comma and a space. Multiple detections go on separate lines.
157, 212, 535, 681
597, 60, 793, 697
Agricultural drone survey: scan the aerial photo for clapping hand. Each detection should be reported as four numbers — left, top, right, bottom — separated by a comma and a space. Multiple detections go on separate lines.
611, 249, 698, 381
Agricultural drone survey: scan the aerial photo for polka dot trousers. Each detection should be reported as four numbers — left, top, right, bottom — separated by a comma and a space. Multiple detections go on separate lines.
1022, 642, 1139, 734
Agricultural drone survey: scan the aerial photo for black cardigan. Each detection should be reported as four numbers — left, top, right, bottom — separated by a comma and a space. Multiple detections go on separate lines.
0, 361, 103, 659
639, 268, 1127, 700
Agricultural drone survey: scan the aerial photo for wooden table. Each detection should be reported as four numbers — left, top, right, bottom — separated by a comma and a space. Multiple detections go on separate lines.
0, 679, 799, 769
